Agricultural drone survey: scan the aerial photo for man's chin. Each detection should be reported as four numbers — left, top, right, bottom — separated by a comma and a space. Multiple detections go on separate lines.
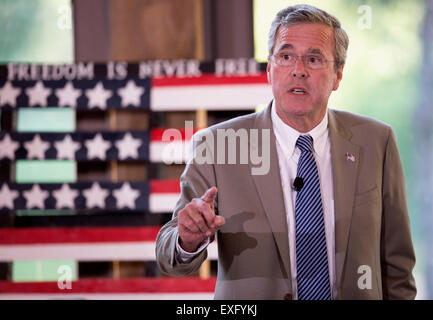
281, 105, 313, 118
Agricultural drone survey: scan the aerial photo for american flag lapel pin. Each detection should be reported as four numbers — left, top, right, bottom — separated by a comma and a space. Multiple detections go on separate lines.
345, 152, 356, 162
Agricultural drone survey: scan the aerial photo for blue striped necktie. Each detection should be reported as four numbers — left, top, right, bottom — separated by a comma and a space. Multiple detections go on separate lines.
295, 135, 331, 300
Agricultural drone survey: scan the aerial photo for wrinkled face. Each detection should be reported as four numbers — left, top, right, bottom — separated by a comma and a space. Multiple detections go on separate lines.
267, 23, 343, 124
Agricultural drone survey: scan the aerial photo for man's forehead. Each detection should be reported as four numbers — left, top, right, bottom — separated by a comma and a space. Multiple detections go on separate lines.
274, 23, 334, 53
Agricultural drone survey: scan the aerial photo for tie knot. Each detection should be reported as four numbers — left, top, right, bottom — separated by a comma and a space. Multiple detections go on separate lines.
296, 135, 314, 153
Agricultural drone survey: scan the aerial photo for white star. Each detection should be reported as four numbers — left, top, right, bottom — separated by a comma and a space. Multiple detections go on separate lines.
24, 134, 50, 159
25, 81, 51, 107
0, 183, 19, 209
53, 184, 79, 209
84, 133, 111, 160
55, 81, 82, 108
23, 184, 49, 209
118, 80, 145, 107
85, 82, 112, 109
0, 133, 20, 159
54, 134, 81, 159
115, 132, 142, 160
82, 183, 109, 209
0, 82, 21, 107
113, 182, 140, 209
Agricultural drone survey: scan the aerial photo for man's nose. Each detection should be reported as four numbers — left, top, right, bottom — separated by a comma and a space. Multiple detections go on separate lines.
291, 57, 308, 78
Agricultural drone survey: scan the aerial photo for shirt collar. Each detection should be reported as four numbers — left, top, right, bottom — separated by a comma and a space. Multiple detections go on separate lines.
271, 100, 329, 159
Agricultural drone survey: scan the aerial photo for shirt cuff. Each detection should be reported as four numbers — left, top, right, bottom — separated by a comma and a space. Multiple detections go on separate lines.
175, 234, 210, 264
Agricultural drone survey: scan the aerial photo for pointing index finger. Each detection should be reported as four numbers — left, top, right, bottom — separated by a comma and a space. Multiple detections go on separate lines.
201, 186, 217, 204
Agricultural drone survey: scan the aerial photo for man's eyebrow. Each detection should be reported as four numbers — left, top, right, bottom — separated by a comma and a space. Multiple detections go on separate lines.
275, 45, 325, 56
275, 44, 293, 52
307, 48, 325, 55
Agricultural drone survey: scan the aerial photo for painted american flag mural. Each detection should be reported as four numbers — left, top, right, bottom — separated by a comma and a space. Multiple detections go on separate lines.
0, 59, 270, 299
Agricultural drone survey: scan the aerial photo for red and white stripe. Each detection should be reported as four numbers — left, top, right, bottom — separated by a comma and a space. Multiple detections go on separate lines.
0, 278, 216, 300
149, 180, 181, 214
0, 226, 218, 261
0, 227, 159, 262
149, 128, 197, 164
0, 227, 218, 299
151, 73, 272, 111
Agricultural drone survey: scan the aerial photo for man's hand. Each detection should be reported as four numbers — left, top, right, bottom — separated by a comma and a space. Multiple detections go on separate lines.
178, 186, 225, 253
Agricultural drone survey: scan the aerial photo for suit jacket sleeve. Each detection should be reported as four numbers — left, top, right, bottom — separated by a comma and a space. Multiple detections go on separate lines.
381, 127, 417, 299
155, 131, 217, 276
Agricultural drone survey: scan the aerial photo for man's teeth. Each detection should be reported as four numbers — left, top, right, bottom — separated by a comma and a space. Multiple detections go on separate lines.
291, 89, 306, 94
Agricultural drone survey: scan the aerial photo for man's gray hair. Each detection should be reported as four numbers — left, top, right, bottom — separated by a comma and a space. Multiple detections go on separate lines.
268, 4, 349, 71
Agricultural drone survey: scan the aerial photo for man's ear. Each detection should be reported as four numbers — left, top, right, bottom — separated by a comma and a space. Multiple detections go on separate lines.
267, 62, 271, 84
332, 65, 344, 91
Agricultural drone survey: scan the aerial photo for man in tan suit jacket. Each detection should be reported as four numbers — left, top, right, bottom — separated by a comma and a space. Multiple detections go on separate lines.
156, 4, 416, 299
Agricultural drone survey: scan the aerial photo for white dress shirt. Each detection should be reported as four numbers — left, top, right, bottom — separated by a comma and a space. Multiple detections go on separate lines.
176, 101, 337, 299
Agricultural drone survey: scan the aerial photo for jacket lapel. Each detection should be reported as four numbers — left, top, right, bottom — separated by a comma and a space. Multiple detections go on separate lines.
328, 109, 360, 288
249, 104, 292, 288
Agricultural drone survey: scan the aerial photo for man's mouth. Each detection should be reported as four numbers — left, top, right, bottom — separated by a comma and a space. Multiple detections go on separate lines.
289, 87, 308, 95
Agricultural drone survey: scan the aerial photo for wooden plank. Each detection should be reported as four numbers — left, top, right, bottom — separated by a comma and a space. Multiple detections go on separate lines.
109, 0, 203, 61
73, 0, 110, 62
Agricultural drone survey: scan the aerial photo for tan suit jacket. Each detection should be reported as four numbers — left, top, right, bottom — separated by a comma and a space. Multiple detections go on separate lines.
156, 104, 416, 299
